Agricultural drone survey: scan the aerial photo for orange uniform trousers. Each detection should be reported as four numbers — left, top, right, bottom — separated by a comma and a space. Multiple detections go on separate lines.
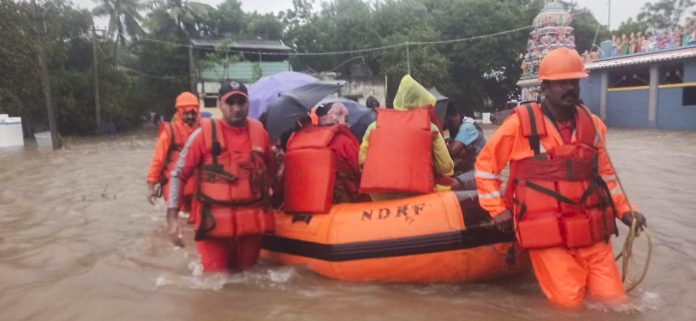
529, 241, 626, 309
195, 235, 263, 273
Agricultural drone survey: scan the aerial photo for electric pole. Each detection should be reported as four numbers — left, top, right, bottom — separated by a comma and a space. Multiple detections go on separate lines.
189, 44, 196, 92
608, 0, 612, 30
32, 0, 61, 149
93, 24, 101, 132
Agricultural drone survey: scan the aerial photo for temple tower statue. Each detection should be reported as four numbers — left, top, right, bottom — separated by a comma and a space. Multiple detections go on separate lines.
517, 0, 576, 102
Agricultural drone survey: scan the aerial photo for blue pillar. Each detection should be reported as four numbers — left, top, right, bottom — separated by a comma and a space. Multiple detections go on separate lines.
600, 71, 608, 120
648, 64, 658, 128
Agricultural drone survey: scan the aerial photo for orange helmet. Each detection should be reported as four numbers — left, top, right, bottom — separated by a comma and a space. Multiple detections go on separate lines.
175, 92, 199, 109
537, 48, 588, 81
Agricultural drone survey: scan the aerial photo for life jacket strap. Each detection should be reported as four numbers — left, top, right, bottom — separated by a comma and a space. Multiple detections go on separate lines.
210, 120, 222, 167
195, 191, 263, 207
200, 164, 238, 182
194, 204, 216, 241
524, 103, 542, 156
158, 122, 177, 186
522, 179, 599, 207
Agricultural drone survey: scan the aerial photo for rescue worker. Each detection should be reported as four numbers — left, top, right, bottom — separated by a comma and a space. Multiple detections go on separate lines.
359, 75, 454, 201
475, 48, 647, 309
166, 80, 275, 272
146, 91, 200, 214
283, 102, 362, 213
444, 103, 486, 191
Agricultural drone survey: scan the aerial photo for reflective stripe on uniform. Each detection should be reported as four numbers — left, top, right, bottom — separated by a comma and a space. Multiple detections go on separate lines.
475, 171, 501, 180
602, 175, 617, 182
167, 128, 202, 209
610, 187, 623, 195
479, 191, 502, 200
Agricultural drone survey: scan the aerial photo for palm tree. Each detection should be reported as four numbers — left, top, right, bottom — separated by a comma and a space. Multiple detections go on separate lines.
93, 0, 145, 66
146, 0, 213, 38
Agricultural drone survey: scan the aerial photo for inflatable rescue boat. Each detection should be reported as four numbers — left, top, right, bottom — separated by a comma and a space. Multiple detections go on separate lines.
261, 192, 529, 283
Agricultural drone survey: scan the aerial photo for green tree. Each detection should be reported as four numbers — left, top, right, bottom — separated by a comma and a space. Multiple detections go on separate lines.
138, 0, 213, 118
0, 0, 141, 135
281, 0, 315, 29
207, 0, 246, 36
281, 0, 551, 111
244, 12, 283, 39
92, 0, 144, 65
637, 0, 696, 30
0, 0, 38, 122
147, 0, 213, 38
614, 18, 650, 37
565, 2, 611, 53
425, 0, 542, 110
373, 0, 450, 103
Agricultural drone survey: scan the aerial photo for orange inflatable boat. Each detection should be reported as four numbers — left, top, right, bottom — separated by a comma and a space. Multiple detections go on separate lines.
261, 192, 529, 283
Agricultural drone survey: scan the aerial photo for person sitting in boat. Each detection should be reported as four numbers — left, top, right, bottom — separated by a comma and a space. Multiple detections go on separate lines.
359, 75, 454, 201
283, 102, 363, 213
444, 103, 487, 191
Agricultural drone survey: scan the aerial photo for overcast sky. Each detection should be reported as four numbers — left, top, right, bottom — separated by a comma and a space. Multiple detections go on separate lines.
74, 0, 652, 31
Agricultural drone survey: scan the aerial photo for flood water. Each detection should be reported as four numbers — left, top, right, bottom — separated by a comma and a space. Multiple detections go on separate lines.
0, 127, 695, 321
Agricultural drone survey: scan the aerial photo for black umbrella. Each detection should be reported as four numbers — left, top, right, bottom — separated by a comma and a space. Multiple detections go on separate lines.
429, 87, 449, 125
265, 80, 345, 140
319, 97, 375, 141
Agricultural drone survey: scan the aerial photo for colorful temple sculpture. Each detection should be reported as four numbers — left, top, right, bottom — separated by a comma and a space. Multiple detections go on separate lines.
517, 0, 576, 102
598, 21, 696, 60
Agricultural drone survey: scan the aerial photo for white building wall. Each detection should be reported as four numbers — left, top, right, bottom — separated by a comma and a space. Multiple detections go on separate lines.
340, 78, 387, 107
0, 114, 24, 148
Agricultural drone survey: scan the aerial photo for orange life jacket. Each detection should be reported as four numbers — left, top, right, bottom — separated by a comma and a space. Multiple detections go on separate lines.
192, 118, 274, 240
505, 103, 618, 250
158, 121, 188, 182
284, 125, 339, 214
157, 122, 196, 214
360, 107, 434, 194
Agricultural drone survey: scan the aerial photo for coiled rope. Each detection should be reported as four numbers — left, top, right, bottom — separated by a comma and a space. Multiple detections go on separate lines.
583, 105, 653, 292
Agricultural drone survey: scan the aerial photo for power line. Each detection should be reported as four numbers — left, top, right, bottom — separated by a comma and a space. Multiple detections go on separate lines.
138, 25, 534, 57
118, 66, 182, 80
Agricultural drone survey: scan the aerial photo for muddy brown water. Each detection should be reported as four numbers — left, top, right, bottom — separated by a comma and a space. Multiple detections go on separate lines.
0, 127, 694, 321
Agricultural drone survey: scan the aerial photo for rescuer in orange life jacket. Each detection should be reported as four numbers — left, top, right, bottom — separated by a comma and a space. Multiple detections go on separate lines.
475, 47, 647, 309
283, 101, 363, 214
146, 92, 200, 215
359, 75, 454, 201
166, 80, 276, 273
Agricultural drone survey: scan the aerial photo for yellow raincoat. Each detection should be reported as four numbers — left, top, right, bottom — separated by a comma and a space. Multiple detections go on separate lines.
359, 75, 454, 200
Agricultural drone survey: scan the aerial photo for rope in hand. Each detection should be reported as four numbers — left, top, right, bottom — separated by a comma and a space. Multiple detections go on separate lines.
615, 216, 652, 292
582, 105, 653, 293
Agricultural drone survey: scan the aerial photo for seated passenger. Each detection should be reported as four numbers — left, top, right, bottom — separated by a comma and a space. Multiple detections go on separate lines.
359, 75, 454, 201
283, 102, 363, 213
444, 104, 487, 191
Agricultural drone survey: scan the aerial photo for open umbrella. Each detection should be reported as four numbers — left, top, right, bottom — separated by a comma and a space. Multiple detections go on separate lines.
265, 80, 345, 140
319, 97, 375, 141
248, 71, 319, 119
429, 87, 449, 125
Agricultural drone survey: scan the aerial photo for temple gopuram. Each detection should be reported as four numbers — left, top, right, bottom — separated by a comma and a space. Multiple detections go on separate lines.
517, 0, 576, 102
